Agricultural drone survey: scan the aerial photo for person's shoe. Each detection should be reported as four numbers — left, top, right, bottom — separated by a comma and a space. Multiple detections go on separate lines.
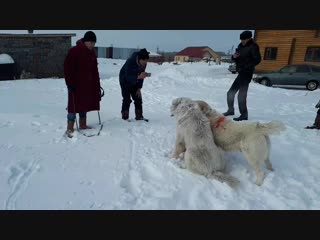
79, 117, 92, 129
66, 120, 75, 138
121, 111, 129, 120
233, 115, 248, 121
223, 110, 235, 116
135, 110, 144, 120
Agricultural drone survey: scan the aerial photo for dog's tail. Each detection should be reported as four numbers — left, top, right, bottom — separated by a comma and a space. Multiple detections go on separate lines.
256, 120, 286, 136
208, 171, 240, 188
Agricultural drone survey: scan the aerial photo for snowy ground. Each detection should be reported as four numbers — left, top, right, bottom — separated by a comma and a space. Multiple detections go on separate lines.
0, 59, 320, 210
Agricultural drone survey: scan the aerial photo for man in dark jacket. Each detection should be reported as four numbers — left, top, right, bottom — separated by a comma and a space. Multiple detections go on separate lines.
119, 48, 151, 121
64, 31, 101, 137
223, 30, 261, 121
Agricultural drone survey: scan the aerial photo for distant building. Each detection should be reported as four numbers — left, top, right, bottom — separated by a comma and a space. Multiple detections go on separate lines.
0, 33, 76, 79
254, 30, 320, 72
94, 46, 164, 63
175, 46, 221, 62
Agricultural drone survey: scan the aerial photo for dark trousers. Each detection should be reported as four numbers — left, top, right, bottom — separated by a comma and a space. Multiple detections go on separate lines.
120, 83, 142, 113
227, 72, 253, 116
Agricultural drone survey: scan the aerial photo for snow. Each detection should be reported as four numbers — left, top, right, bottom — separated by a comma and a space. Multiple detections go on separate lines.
0, 59, 320, 210
0, 54, 14, 64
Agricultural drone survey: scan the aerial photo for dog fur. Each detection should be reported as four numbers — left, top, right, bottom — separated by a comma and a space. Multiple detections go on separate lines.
194, 99, 286, 186
170, 97, 239, 187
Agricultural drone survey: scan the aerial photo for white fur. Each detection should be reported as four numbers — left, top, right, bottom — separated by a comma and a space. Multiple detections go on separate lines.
195, 99, 286, 186
170, 97, 239, 187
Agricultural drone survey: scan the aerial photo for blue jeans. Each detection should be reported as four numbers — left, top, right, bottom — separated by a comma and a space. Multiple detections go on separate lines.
67, 112, 87, 121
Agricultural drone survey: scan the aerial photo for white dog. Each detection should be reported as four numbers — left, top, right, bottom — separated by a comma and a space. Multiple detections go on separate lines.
194, 99, 286, 186
170, 97, 239, 187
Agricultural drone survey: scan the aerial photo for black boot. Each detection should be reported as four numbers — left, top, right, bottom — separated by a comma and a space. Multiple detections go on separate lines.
121, 111, 129, 120
223, 110, 235, 116
305, 114, 320, 129
135, 109, 144, 120
233, 114, 248, 121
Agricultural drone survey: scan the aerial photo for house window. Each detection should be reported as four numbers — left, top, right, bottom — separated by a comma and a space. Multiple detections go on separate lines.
264, 47, 278, 60
305, 47, 320, 62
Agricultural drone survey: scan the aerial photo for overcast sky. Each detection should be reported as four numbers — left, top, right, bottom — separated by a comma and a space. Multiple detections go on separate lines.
0, 30, 252, 53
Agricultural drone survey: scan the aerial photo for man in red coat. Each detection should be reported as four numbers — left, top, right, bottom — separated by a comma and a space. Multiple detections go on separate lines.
64, 31, 101, 137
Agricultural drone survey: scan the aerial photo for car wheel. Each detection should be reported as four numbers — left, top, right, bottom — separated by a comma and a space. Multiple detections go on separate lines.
306, 80, 319, 91
260, 78, 271, 87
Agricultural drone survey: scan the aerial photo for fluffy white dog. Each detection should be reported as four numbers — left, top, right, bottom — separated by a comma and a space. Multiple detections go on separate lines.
194, 99, 286, 186
170, 97, 239, 187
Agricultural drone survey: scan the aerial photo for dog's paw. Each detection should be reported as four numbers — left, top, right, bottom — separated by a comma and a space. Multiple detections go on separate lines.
176, 160, 186, 169
267, 167, 274, 172
255, 178, 264, 186
170, 153, 180, 159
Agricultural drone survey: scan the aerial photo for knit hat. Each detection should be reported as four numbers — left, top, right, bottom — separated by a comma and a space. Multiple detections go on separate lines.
83, 31, 97, 42
240, 30, 252, 40
137, 48, 150, 60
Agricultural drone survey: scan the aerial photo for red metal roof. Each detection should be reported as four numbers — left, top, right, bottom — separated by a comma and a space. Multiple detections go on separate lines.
175, 46, 210, 58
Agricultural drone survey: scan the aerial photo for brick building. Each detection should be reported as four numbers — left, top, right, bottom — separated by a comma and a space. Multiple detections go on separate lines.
0, 33, 76, 79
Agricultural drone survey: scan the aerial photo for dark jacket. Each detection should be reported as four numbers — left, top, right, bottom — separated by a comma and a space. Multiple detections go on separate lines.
232, 39, 261, 73
64, 39, 101, 113
119, 52, 147, 89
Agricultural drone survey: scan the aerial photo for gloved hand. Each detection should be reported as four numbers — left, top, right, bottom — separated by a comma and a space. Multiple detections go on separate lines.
315, 99, 320, 108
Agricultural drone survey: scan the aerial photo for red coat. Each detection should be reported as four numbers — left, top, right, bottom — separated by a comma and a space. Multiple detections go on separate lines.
64, 39, 101, 113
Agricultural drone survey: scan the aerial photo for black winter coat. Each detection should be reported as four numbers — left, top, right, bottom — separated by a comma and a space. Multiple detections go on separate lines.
232, 39, 261, 73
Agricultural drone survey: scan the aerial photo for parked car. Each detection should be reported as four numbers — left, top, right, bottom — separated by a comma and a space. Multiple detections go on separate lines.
253, 64, 320, 91
228, 63, 237, 74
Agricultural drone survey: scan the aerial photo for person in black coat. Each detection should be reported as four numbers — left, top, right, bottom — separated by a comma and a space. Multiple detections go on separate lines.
305, 99, 320, 129
223, 30, 261, 121
119, 48, 151, 120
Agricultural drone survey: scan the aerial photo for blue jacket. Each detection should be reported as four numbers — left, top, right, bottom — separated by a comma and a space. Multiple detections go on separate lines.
119, 52, 147, 88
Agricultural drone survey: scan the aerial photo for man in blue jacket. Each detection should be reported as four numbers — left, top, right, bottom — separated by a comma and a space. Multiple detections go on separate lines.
119, 48, 151, 121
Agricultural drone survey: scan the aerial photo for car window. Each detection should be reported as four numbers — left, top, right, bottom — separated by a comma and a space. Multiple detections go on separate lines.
311, 66, 320, 72
280, 66, 297, 73
296, 65, 310, 73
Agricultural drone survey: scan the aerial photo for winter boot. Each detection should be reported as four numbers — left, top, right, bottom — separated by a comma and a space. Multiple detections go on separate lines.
306, 114, 320, 129
135, 109, 144, 120
223, 109, 235, 116
79, 117, 92, 129
233, 114, 248, 121
122, 111, 129, 120
314, 114, 320, 128
66, 120, 75, 138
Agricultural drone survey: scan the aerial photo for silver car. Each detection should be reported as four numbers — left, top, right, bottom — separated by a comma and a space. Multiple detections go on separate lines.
228, 63, 237, 74
253, 64, 320, 91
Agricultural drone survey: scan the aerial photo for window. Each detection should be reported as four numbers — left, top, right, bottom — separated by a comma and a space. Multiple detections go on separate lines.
311, 65, 320, 72
264, 47, 278, 60
296, 65, 310, 73
280, 65, 297, 73
305, 47, 320, 62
